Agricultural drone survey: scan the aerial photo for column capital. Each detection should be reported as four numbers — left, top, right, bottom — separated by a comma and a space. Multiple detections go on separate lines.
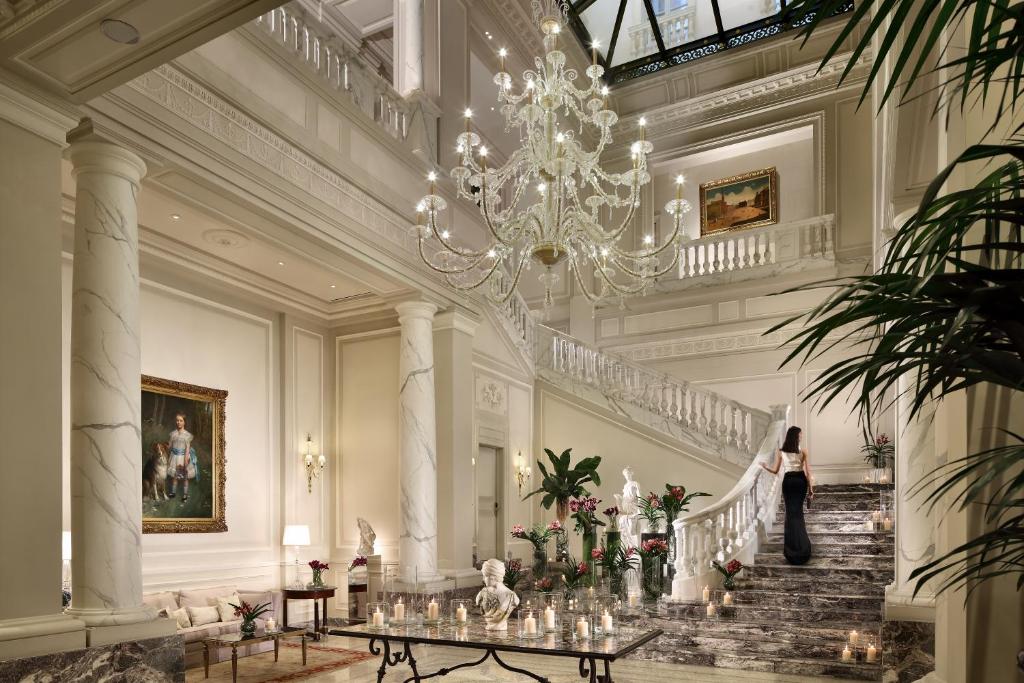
395, 300, 439, 324
67, 118, 146, 187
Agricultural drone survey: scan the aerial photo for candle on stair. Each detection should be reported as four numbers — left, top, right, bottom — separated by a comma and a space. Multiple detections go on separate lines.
871, 510, 882, 522
841, 645, 853, 662
866, 643, 877, 662
706, 602, 717, 617
883, 517, 893, 531
849, 630, 859, 646
702, 585, 710, 603
723, 592, 733, 606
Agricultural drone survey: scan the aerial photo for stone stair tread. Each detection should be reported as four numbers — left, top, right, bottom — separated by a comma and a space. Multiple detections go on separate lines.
647, 617, 882, 643
733, 588, 887, 601
632, 644, 883, 681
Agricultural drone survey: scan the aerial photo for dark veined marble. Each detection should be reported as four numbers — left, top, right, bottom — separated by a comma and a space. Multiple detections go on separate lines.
0, 634, 184, 682
882, 619, 934, 683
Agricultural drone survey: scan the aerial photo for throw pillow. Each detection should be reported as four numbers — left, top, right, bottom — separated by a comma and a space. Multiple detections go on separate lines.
171, 607, 192, 630
188, 605, 219, 627
215, 593, 241, 622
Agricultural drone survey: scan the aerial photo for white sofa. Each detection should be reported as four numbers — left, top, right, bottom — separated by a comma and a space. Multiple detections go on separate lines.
143, 585, 284, 669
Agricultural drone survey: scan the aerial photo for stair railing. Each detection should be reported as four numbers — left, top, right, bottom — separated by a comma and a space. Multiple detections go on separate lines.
534, 325, 773, 460
669, 405, 789, 601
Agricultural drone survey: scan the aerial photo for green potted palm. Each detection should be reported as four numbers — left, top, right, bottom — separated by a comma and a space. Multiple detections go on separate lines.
861, 434, 894, 484
524, 448, 602, 560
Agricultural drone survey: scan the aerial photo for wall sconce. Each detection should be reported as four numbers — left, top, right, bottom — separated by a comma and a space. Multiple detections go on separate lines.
514, 451, 532, 495
302, 434, 326, 493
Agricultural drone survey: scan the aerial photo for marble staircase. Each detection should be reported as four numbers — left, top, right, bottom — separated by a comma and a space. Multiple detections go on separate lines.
634, 483, 893, 681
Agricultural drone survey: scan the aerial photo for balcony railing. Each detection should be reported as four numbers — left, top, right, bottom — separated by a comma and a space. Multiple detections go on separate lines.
254, 6, 419, 142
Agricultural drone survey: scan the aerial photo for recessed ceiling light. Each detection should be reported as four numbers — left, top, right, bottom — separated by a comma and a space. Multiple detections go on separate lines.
100, 19, 140, 45
169, 213, 180, 221
277, 261, 285, 266
330, 284, 336, 289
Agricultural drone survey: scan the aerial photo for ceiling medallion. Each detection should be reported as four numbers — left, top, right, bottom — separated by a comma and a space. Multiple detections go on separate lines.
414, 0, 690, 312
201, 229, 250, 249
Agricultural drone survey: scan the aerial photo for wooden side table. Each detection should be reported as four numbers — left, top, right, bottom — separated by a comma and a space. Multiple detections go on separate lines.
282, 586, 336, 640
203, 627, 306, 682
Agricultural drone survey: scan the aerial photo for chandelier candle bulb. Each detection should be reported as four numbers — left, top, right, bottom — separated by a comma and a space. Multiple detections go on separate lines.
498, 47, 507, 72
639, 116, 646, 142
464, 108, 472, 134
591, 40, 599, 65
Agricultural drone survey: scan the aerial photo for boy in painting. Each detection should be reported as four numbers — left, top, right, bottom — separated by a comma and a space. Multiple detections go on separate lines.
166, 412, 197, 503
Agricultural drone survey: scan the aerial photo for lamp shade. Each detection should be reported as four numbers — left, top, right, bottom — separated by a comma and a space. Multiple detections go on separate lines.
282, 524, 310, 547
61, 531, 72, 560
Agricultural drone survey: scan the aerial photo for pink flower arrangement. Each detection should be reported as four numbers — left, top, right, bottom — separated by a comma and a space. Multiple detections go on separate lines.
547, 520, 563, 532
603, 505, 619, 518
646, 493, 662, 508
591, 547, 605, 561
575, 561, 589, 578
640, 538, 669, 556
511, 524, 526, 538
534, 576, 554, 592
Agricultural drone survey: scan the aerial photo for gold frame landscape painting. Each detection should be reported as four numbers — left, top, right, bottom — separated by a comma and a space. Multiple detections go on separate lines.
699, 168, 779, 236
141, 375, 227, 533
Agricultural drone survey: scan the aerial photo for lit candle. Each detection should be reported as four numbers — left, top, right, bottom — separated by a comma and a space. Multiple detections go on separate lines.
479, 146, 488, 171
427, 600, 439, 621
866, 643, 877, 662
638, 116, 646, 142
456, 605, 467, 623
883, 517, 893, 531
879, 472, 890, 485
841, 645, 852, 662
266, 617, 276, 631
871, 510, 882, 523
372, 608, 384, 628
865, 519, 875, 531
675, 174, 685, 201
543, 606, 555, 630
393, 599, 405, 622
575, 616, 589, 639
627, 593, 639, 608
591, 40, 600, 66
524, 611, 537, 635
427, 171, 436, 197
464, 108, 472, 134
601, 610, 613, 632
723, 592, 733, 606
702, 585, 710, 603
849, 630, 859, 646
498, 47, 507, 72
863, 474, 871, 483
706, 602, 717, 617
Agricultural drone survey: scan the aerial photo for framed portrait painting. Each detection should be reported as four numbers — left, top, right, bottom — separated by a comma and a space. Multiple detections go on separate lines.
141, 375, 227, 533
699, 167, 779, 236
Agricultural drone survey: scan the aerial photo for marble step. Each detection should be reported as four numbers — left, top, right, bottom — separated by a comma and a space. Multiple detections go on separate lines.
805, 522, 895, 533
754, 553, 894, 570
762, 542, 893, 557
745, 563, 894, 583
735, 577, 886, 596
785, 510, 888, 520
637, 629, 875, 668
661, 601, 884, 625
731, 589, 883, 613
801, 490, 891, 501
778, 499, 883, 512
630, 642, 882, 681
813, 483, 893, 494
643, 616, 881, 647
765, 531, 894, 545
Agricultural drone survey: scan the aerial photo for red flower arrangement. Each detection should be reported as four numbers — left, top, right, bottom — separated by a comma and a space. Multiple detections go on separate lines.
712, 559, 745, 589
640, 538, 669, 556
349, 556, 367, 570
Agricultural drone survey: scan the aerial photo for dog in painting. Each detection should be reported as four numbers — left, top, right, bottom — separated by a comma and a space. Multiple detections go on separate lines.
142, 443, 170, 501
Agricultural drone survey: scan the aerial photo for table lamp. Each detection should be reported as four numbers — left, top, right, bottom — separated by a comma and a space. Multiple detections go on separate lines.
282, 524, 311, 588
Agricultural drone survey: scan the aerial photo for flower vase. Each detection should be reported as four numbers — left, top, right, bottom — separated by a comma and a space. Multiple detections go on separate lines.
310, 570, 326, 588
604, 530, 622, 592
532, 545, 548, 580
555, 529, 569, 562
641, 556, 662, 601
240, 619, 257, 636
582, 530, 598, 587
664, 513, 677, 578
723, 575, 736, 591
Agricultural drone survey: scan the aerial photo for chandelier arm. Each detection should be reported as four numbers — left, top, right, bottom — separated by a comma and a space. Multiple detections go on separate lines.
611, 248, 680, 280
591, 259, 652, 296
480, 176, 518, 248
441, 255, 503, 290
567, 253, 602, 303
426, 215, 490, 259
485, 252, 531, 305
418, 238, 494, 275
610, 215, 683, 261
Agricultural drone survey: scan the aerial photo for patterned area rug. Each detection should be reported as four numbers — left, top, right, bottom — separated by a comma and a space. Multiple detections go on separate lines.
186, 641, 374, 682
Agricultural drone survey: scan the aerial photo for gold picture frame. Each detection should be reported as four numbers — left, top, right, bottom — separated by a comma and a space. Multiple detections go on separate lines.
699, 167, 779, 236
141, 375, 227, 533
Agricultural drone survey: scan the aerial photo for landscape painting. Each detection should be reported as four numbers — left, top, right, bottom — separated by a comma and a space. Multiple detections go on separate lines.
141, 375, 227, 533
699, 168, 779, 236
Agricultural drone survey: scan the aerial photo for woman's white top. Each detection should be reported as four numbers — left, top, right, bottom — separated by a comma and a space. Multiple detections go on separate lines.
780, 450, 804, 473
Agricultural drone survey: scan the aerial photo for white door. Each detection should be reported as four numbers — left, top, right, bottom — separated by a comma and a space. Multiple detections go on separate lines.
476, 446, 499, 562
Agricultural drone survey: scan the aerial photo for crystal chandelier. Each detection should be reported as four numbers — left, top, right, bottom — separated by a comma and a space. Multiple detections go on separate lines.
415, 0, 690, 311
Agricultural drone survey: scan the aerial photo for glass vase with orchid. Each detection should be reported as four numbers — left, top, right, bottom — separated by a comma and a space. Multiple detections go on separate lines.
712, 559, 745, 591
308, 560, 330, 588
229, 600, 272, 636
638, 537, 669, 600
638, 493, 664, 532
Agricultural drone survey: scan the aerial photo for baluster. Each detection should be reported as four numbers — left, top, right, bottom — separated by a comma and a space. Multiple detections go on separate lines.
669, 385, 680, 421
702, 520, 715, 571
719, 403, 729, 444
707, 395, 718, 438
678, 245, 688, 279
738, 409, 750, 452
688, 389, 698, 428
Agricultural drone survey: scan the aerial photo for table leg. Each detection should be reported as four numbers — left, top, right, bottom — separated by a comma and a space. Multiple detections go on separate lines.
314, 599, 320, 640
203, 643, 209, 679
302, 635, 308, 666
283, 598, 289, 630
322, 597, 328, 635
231, 647, 238, 683
274, 635, 279, 662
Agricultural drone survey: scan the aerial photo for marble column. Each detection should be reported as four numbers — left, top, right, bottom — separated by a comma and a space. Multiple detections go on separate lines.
0, 86, 86, 660
393, 0, 424, 96
396, 301, 441, 583
64, 121, 155, 629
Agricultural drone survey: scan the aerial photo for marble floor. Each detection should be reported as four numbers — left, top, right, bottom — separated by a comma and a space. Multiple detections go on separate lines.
284, 636, 860, 682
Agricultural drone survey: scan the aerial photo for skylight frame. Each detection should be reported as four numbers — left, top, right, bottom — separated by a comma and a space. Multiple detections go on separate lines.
565, 0, 855, 84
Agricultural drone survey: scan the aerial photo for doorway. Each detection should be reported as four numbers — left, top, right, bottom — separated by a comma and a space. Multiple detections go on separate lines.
474, 445, 503, 564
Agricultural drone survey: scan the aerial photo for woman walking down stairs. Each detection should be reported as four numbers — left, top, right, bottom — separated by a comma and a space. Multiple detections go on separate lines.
632, 483, 894, 681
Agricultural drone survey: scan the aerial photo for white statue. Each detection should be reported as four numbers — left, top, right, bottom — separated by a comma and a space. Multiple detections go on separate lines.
356, 518, 376, 557
474, 559, 519, 631
618, 467, 642, 548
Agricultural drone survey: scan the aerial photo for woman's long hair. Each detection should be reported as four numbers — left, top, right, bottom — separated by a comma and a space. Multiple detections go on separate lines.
781, 426, 802, 453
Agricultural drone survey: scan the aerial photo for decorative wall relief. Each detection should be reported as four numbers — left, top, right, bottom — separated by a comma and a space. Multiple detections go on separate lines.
476, 377, 508, 414
699, 167, 779, 235
141, 375, 227, 533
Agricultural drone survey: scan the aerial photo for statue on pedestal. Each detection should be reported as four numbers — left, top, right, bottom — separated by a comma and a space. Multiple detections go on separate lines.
475, 559, 519, 631
618, 467, 642, 548
356, 518, 376, 557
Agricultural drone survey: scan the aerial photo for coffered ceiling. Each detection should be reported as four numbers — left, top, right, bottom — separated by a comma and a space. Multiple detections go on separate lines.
0, 0, 281, 101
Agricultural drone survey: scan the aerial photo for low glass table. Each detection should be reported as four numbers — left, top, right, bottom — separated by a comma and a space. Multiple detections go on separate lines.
328, 621, 662, 683
203, 627, 307, 682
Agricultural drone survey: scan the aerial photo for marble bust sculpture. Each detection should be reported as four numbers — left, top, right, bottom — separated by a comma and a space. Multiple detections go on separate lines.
356, 517, 376, 556
474, 559, 519, 631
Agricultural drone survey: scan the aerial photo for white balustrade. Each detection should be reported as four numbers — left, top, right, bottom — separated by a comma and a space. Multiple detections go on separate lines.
669, 405, 790, 601
255, 6, 415, 141
677, 215, 835, 282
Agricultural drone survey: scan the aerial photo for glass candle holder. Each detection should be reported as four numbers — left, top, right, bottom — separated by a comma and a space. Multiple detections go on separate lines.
704, 600, 719, 619
519, 592, 539, 618
539, 595, 560, 634
571, 612, 593, 642
517, 608, 544, 639
423, 594, 442, 625
865, 639, 880, 663
390, 596, 410, 625
367, 602, 390, 630
450, 599, 471, 626
592, 597, 618, 638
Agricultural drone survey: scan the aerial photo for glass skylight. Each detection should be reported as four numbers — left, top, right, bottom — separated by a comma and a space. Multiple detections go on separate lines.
565, 0, 852, 83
